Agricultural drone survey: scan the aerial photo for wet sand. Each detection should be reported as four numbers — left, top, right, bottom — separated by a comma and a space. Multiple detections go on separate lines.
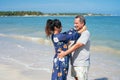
0, 37, 120, 80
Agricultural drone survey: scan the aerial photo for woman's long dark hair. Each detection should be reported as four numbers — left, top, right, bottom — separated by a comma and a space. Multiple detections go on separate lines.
45, 19, 62, 37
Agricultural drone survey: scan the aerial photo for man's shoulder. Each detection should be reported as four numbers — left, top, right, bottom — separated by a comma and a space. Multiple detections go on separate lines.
81, 30, 90, 36
83, 30, 90, 33
76, 30, 90, 44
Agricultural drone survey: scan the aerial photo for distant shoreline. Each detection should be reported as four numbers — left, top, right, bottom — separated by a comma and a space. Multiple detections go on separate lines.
1, 15, 118, 17
0, 15, 113, 17
0, 11, 111, 17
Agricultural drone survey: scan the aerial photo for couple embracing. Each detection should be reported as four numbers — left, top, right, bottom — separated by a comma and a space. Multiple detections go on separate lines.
45, 15, 90, 80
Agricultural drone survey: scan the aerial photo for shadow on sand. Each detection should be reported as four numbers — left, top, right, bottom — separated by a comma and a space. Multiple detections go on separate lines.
94, 77, 108, 80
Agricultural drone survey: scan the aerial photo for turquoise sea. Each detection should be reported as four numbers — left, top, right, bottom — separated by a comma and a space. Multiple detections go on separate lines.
0, 16, 120, 51
0, 16, 120, 80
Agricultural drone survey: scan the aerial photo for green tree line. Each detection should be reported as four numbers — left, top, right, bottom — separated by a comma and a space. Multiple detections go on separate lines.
0, 11, 109, 16
0, 11, 43, 16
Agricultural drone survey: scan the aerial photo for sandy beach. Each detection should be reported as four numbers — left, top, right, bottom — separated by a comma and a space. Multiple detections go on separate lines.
0, 50, 120, 80
0, 64, 32, 80
0, 36, 120, 80
0, 63, 52, 80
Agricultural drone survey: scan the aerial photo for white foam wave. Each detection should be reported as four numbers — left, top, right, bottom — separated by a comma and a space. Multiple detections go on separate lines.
0, 33, 8, 37
0, 33, 52, 45
1, 56, 28, 66
26, 65, 51, 73
1, 56, 51, 73
91, 46, 120, 54
1, 33, 119, 54
17, 44, 25, 49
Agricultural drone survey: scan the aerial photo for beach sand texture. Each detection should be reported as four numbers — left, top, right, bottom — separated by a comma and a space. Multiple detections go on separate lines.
0, 36, 120, 80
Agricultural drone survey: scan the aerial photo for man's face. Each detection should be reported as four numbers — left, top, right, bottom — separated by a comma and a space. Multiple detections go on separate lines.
74, 18, 84, 31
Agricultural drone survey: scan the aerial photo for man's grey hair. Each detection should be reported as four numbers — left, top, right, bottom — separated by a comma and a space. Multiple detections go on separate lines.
75, 15, 86, 25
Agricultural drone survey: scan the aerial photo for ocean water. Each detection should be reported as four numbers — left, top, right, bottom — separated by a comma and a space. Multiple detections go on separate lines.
0, 16, 120, 80
0, 16, 120, 51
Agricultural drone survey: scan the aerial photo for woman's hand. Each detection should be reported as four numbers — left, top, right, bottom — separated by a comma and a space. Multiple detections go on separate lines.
78, 25, 87, 33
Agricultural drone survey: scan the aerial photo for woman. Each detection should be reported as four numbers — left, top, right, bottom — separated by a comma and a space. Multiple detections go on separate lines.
45, 19, 85, 80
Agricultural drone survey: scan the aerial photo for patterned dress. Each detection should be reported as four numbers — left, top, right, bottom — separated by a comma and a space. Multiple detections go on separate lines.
51, 28, 80, 80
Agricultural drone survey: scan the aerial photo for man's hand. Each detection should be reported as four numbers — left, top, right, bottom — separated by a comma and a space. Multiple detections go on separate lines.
58, 51, 66, 58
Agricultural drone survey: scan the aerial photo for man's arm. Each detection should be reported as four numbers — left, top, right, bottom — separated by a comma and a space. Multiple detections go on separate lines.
58, 42, 84, 58
58, 28, 90, 58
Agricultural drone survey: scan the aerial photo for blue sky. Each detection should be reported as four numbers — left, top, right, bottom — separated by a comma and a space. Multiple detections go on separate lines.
0, 0, 120, 15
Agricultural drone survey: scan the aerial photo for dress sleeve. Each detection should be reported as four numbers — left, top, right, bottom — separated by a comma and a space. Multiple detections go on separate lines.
58, 29, 80, 42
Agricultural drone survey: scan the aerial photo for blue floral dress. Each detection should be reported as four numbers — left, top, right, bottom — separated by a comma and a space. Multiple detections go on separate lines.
51, 28, 80, 80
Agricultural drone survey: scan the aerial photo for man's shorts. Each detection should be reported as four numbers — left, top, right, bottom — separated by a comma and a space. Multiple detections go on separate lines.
71, 66, 89, 80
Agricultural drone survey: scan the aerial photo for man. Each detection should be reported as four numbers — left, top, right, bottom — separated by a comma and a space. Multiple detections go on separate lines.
58, 15, 90, 80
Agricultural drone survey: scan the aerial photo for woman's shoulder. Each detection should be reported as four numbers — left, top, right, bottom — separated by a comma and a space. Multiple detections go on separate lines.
52, 33, 63, 41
